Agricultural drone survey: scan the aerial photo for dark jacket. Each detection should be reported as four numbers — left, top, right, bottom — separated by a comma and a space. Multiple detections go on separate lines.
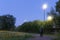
40, 27, 43, 33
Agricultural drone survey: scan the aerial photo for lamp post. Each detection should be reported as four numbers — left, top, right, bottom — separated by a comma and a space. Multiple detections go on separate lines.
39, 4, 48, 37
42, 4, 48, 21
47, 15, 53, 21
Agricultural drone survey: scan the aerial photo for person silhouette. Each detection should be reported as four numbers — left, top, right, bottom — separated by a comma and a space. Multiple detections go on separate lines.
39, 26, 43, 37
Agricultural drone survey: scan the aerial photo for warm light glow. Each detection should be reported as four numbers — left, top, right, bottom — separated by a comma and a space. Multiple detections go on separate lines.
47, 16, 53, 21
42, 4, 48, 10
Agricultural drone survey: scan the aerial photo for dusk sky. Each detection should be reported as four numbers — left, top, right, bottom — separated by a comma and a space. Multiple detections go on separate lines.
0, 0, 58, 26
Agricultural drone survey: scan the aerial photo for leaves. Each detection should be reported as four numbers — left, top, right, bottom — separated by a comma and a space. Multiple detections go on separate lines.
0, 14, 16, 30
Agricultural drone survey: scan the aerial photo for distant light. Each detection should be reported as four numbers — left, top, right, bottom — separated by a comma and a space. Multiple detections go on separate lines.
47, 16, 53, 21
42, 4, 48, 10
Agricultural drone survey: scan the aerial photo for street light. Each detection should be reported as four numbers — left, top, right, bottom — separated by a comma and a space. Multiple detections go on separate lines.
42, 4, 48, 21
47, 16, 53, 21
47, 15, 56, 34
39, 4, 47, 36
42, 4, 48, 10
47, 15, 56, 28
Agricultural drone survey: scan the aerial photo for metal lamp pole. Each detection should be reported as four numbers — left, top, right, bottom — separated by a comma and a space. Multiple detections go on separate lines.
44, 10, 45, 21
42, 4, 47, 21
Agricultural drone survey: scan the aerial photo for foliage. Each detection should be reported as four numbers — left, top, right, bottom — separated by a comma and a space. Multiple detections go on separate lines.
56, 0, 60, 13
17, 20, 40, 33
0, 14, 16, 31
17, 20, 53, 33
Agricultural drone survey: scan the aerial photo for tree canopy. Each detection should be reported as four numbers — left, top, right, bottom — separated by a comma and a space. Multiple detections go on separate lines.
0, 14, 16, 30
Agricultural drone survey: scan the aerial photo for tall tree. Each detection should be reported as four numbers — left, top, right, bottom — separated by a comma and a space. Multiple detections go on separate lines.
48, 8, 60, 30
0, 14, 16, 30
55, 0, 60, 28
56, 0, 60, 14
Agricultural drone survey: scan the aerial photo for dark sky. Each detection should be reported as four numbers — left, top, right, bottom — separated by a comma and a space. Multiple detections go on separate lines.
0, 0, 58, 26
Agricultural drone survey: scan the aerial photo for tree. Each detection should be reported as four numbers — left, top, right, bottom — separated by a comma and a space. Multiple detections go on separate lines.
56, 0, 60, 14
17, 22, 33, 32
17, 20, 53, 33
48, 8, 60, 32
17, 20, 41, 33
0, 14, 16, 30
55, 0, 60, 28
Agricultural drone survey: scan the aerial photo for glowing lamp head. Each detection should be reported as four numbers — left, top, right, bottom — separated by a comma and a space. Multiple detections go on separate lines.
42, 4, 48, 10
47, 16, 53, 21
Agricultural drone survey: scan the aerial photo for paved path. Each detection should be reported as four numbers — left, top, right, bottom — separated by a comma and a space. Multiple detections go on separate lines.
27, 34, 57, 40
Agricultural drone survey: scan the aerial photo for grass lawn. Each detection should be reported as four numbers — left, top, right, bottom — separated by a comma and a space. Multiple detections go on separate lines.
0, 31, 32, 40
53, 33, 60, 40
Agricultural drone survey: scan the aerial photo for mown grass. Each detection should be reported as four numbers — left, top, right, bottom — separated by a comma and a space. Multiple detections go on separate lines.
53, 33, 60, 40
0, 31, 32, 40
